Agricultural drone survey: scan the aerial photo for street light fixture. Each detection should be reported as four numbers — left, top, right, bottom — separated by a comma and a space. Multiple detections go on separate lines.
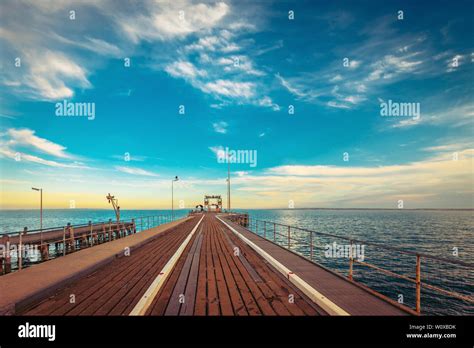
227, 157, 231, 212
172, 176, 179, 220
31, 187, 43, 230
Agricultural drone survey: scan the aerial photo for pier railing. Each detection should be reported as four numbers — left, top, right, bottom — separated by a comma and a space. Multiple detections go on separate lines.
233, 216, 474, 315
0, 214, 178, 275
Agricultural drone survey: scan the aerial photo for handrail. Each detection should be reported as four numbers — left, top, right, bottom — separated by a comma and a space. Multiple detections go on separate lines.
0, 213, 181, 275
249, 218, 473, 268
233, 216, 474, 315
1, 214, 178, 236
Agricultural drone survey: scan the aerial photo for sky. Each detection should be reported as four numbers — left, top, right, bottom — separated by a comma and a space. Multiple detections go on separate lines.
0, 0, 473, 210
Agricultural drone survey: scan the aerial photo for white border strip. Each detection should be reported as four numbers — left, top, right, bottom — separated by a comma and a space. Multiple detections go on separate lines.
129, 214, 205, 316
216, 215, 350, 316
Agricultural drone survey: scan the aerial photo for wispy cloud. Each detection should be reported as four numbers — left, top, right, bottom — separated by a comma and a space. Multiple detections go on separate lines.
226, 148, 474, 208
115, 166, 159, 177
165, 60, 207, 79
390, 103, 474, 129
0, 147, 84, 168
5, 128, 72, 158
212, 121, 228, 134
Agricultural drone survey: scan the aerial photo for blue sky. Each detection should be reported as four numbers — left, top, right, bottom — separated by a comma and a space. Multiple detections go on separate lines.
0, 0, 473, 209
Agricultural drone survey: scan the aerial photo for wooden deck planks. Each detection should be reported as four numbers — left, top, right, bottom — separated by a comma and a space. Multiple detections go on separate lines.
148, 214, 325, 316
222, 218, 411, 316
18, 213, 407, 316
21, 217, 201, 316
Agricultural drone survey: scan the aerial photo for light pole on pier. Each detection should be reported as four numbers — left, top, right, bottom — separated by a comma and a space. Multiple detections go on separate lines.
227, 158, 231, 212
172, 176, 179, 220
31, 187, 43, 230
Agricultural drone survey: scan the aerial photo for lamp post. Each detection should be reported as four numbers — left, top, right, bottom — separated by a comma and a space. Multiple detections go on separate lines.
172, 176, 179, 220
227, 157, 231, 212
31, 187, 43, 230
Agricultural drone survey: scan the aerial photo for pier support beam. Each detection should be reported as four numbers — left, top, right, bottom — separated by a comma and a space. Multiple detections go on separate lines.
40, 244, 49, 261
2, 235, 11, 274
68, 223, 75, 251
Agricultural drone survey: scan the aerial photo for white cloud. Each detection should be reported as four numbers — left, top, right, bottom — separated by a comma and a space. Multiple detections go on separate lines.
22, 50, 91, 100
52, 33, 122, 57
343, 95, 366, 104
115, 166, 159, 177
165, 61, 207, 79
212, 121, 228, 134
224, 148, 474, 208
367, 54, 423, 82
118, 2, 229, 42
258, 96, 280, 111
203, 80, 255, 98
6, 128, 72, 158
327, 101, 351, 109
349, 60, 361, 69
0, 147, 83, 168
391, 103, 474, 129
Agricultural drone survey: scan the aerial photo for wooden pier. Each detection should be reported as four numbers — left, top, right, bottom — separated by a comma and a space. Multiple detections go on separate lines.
1, 220, 136, 274
0, 213, 415, 316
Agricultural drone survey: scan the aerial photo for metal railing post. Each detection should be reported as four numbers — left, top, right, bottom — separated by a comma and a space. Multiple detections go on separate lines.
310, 232, 313, 261
19, 228, 26, 271
63, 227, 66, 256
349, 240, 353, 280
264, 221, 266, 239
89, 221, 93, 246
416, 255, 421, 314
287, 226, 291, 249
273, 222, 276, 242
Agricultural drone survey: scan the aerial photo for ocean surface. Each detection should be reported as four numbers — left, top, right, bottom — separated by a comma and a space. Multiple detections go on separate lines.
1, 208, 473, 315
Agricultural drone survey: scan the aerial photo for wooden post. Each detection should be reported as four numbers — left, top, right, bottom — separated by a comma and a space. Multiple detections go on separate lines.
108, 219, 112, 241
132, 219, 136, 234
19, 228, 26, 270
62, 227, 67, 256
40, 242, 49, 261
348, 240, 353, 280
287, 226, 291, 249
3, 234, 11, 274
416, 255, 421, 314
0, 235, 4, 274
89, 221, 93, 246
69, 224, 75, 251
